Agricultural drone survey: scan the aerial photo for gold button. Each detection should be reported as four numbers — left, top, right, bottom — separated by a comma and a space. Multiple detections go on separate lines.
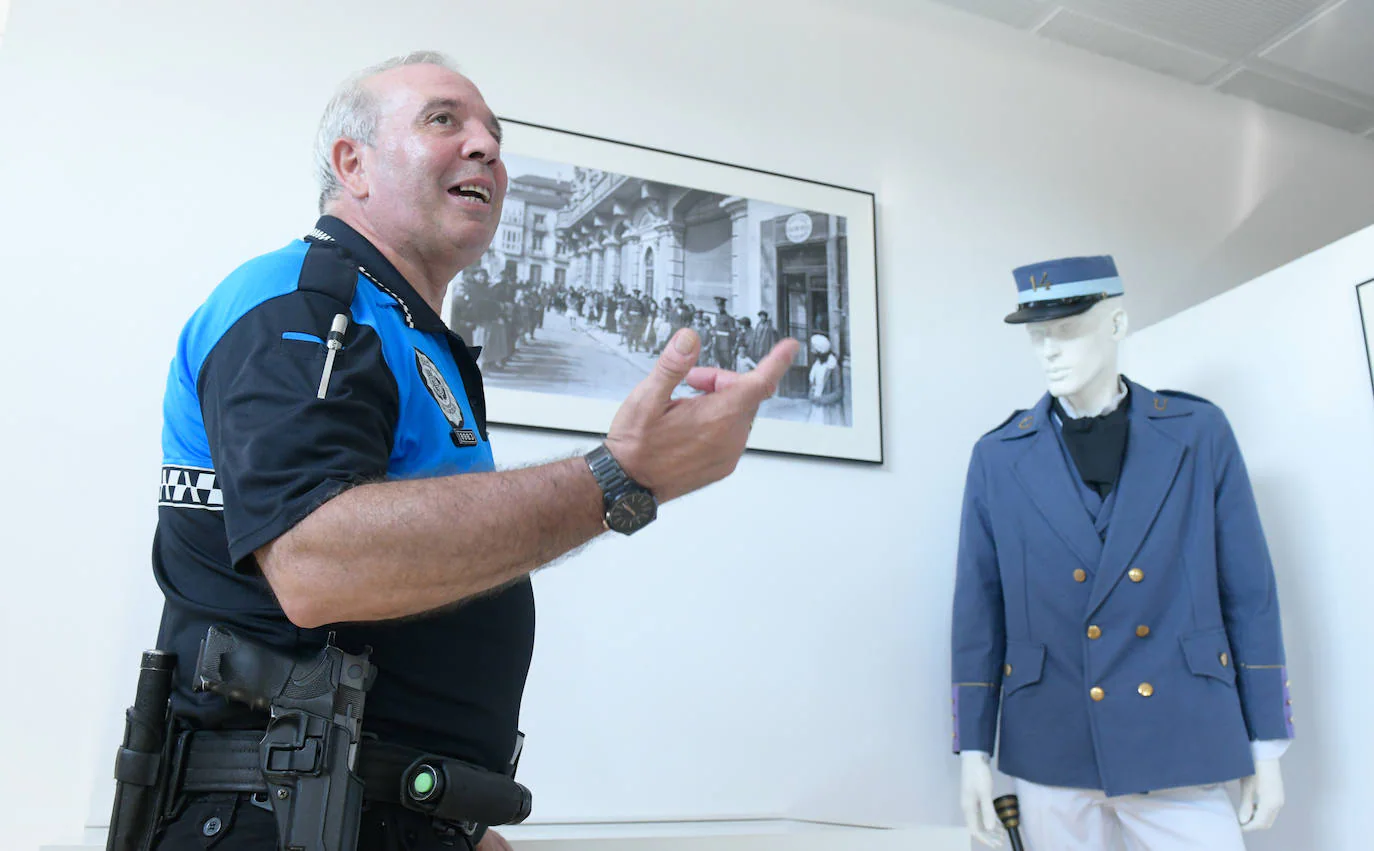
1135, 625, 1150, 638
1073, 569, 1087, 583
1087, 625, 1102, 639
1004, 663, 1013, 676
1090, 687, 1105, 701
1138, 682, 1154, 697
1128, 568, 1144, 582
1219, 652, 1228, 667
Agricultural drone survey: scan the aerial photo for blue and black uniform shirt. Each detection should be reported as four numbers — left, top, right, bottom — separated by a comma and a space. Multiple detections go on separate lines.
152, 215, 534, 773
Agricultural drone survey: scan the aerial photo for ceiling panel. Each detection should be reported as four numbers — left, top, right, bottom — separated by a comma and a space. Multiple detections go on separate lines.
917, 0, 1372, 141
1260, 0, 1374, 98
1067, 0, 1329, 58
930, 0, 1055, 28
1038, 8, 1229, 84
1218, 67, 1374, 133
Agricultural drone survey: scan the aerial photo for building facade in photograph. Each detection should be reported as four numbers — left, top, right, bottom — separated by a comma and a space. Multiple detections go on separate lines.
556, 168, 849, 401
490, 174, 574, 286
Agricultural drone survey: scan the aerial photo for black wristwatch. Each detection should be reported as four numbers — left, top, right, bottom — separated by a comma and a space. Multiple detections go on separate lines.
584, 443, 657, 535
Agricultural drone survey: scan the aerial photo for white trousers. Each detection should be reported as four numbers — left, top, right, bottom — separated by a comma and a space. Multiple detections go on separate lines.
1015, 778, 1247, 851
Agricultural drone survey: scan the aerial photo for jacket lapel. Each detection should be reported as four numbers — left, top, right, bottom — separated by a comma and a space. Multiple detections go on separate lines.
1010, 394, 1102, 569
1085, 380, 1188, 615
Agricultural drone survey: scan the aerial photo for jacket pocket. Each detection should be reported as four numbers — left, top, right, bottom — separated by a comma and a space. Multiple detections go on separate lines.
1180, 628, 1236, 686
1002, 641, 1046, 696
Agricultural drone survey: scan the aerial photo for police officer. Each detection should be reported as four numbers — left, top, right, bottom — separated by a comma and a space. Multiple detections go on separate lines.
146, 51, 798, 850
626, 288, 647, 352
711, 295, 736, 370
950, 256, 1292, 851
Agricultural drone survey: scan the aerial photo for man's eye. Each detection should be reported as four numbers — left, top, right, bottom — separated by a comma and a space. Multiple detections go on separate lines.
432, 113, 452, 125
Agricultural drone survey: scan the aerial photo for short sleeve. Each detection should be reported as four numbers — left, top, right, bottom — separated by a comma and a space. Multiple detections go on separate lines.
198, 289, 398, 570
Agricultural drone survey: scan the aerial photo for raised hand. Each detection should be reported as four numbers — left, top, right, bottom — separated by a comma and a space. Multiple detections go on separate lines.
605, 327, 800, 502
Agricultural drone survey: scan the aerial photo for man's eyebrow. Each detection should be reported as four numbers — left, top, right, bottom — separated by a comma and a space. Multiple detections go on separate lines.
417, 97, 503, 143
418, 96, 461, 116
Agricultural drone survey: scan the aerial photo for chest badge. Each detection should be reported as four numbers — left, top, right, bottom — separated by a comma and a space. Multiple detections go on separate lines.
415, 348, 478, 447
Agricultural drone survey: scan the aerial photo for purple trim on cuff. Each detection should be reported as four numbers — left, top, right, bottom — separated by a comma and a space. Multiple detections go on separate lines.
952, 685, 961, 752
1281, 666, 1294, 737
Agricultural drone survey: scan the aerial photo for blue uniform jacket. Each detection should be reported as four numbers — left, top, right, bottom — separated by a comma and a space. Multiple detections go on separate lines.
951, 379, 1293, 796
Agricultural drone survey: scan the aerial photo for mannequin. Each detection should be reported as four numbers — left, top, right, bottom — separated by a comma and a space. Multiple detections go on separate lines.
950, 256, 1292, 850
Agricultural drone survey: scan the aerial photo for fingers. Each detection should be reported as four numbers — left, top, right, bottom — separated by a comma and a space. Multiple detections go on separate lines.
962, 796, 980, 839
684, 366, 745, 394
1242, 795, 1281, 832
982, 797, 1000, 835
1236, 777, 1257, 827
633, 329, 701, 405
963, 796, 1003, 848
735, 337, 800, 402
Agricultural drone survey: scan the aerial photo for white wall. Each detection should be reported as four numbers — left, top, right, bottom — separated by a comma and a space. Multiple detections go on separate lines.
1121, 226, 1374, 851
3, 0, 1374, 848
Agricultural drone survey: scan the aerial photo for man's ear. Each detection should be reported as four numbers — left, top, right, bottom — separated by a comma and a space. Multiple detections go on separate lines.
1110, 306, 1129, 341
332, 137, 369, 201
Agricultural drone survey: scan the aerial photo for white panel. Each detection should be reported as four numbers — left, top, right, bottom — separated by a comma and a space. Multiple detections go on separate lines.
1261, 0, 1374, 99
922, 0, 1054, 29
1067, 0, 1327, 59
1218, 67, 1374, 132
1126, 222, 1374, 851
1038, 8, 1229, 83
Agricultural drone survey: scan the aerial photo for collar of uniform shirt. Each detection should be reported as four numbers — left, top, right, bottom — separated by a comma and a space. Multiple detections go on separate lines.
312, 215, 451, 335
1056, 376, 1129, 420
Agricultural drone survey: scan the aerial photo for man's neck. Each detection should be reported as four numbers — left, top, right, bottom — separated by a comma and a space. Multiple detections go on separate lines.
328, 208, 456, 316
1061, 374, 1127, 419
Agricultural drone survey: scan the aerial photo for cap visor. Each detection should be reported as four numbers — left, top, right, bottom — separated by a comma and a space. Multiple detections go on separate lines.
1003, 296, 1103, 324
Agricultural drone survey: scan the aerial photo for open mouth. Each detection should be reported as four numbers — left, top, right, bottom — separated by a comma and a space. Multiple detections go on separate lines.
449, 182, 492, 204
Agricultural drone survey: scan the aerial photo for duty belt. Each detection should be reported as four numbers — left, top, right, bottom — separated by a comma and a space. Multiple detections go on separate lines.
170, 729, 430, 804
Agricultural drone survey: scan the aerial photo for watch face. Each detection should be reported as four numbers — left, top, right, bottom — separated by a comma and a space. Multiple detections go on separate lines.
607, 490, 657, 534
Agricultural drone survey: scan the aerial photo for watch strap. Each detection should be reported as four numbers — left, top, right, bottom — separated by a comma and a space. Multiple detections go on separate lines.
585, 443, 633, 507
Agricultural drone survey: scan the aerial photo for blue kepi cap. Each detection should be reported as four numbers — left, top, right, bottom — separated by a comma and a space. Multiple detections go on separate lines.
1004, 255, 1123, 324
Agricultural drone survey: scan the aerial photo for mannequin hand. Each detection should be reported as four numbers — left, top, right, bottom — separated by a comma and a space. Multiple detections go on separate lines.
960, 751, 1002, 848
1237, 758, 1285, 831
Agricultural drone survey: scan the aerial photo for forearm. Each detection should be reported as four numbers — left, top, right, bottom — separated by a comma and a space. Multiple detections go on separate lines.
259, 456, 605, 628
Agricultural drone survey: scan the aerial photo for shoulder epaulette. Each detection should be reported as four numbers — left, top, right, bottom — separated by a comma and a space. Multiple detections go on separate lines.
298, 234, 361, 309
983, 409, 1027, 437
1156, 389, 1215, 406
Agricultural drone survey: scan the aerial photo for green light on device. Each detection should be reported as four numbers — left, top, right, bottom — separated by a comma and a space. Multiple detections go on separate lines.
412, 767, 438, 798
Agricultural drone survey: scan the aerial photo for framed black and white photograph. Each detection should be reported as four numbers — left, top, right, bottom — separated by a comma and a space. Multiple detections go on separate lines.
442, 119, 882, 463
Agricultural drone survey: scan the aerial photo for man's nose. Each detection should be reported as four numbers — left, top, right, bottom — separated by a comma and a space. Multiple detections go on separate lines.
462, 125, 500, 164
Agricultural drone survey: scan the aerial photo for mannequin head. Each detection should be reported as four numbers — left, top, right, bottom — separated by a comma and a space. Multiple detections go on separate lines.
1025, 298, 1128, 407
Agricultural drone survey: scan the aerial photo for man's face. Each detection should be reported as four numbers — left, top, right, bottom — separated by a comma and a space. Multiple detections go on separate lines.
1025, 304, 1117, 398
357, 64, 507, 268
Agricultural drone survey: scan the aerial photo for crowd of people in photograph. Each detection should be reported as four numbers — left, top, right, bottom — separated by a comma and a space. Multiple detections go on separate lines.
446, 267, 847, 426
448, 269, 784, 373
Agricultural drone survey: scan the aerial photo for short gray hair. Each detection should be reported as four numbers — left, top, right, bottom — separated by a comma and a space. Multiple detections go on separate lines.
313, 50, 460, 212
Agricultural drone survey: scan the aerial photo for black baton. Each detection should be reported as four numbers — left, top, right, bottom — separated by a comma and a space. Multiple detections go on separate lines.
994, 794, 1025, 851
107, 649, 176, 851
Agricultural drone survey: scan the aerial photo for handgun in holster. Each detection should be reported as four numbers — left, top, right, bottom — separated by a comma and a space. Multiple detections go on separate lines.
192, 625, 378, 850
105, 626, 376, 851
107, 625, 534, 851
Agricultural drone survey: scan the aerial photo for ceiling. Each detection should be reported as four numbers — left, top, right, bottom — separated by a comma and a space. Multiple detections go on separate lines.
922, 0, 1374, 140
